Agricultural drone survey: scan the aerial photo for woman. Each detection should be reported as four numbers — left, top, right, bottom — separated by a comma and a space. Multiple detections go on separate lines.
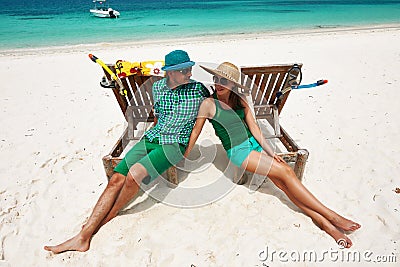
185, 62, 360, 248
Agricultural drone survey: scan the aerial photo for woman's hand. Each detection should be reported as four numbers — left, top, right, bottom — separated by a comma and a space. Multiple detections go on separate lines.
273, 154, 285, 163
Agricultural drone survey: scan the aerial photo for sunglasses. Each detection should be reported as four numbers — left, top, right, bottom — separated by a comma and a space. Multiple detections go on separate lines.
213, 76, 229, 85
177, 67, 192, 75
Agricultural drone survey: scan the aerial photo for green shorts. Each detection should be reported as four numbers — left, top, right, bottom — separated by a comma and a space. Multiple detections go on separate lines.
114, 137, 186, 184
226, 136, 263, 167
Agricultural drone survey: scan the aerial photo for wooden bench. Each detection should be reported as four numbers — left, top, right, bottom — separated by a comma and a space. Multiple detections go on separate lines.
100, 67, 179, 184
241, 64, 308, 179
100, 63, 308, 186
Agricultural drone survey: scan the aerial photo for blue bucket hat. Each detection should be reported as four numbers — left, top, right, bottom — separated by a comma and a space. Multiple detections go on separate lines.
161, 50, 195, 71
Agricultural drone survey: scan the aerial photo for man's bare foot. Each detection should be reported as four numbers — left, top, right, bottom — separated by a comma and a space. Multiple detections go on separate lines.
44, 234, 90, 254
330, 215, 361, 232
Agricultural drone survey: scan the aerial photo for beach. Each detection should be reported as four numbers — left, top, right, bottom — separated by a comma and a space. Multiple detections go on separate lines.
0, 25, 399, 266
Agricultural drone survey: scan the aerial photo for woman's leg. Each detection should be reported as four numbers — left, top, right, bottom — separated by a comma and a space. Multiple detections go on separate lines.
242, 151, 360, 232
268, 175, 353, 248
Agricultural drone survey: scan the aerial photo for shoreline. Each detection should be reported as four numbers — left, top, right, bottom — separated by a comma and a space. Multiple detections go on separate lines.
1, 22, 400, 57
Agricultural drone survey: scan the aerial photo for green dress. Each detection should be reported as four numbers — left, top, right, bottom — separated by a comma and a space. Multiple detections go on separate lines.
208, 95, 252, 151
208, 94, 263, 167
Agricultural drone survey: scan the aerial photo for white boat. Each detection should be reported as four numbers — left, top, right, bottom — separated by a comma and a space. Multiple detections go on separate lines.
90, 0, 120, 18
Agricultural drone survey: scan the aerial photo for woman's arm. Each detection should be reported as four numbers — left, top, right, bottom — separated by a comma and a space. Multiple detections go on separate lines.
241, 99, 284, 162
185, 117, 206, 157
184, 98, 215, 157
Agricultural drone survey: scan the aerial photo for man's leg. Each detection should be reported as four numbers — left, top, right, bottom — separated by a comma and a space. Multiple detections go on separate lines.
100, 142, 185, 226
99, 141, 186, 228
44, 172, 128, 253
97, 163, 148, 228
44, 140, 183, 254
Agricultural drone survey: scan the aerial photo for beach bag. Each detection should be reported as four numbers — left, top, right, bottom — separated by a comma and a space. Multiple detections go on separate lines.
114, 60, 165, 78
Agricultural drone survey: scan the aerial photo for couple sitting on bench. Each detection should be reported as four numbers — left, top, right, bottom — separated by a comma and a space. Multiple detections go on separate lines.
44, 49, 360, 254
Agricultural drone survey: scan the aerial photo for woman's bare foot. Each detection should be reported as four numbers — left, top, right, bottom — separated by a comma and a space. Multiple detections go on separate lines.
330, 214, 361, 232
44, 233, 90, 254
321, 221, 353, 248
336, 237, 352, 249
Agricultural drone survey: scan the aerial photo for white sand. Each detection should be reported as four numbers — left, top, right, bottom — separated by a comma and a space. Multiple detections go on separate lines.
0, 25, 399, 266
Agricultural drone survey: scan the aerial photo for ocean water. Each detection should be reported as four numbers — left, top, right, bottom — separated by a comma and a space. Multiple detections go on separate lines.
1, 0, 400, 50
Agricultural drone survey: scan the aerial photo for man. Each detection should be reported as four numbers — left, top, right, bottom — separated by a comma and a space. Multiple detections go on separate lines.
44, 50, 210, 253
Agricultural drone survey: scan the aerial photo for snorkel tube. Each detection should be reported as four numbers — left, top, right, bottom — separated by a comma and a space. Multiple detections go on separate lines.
295, 79, 328, 89
88, 54, 127, 96
276, 64, 328, 100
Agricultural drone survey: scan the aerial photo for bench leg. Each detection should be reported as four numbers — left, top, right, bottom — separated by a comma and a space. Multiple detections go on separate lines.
294, 149, 309, 180
233, 165, 248, 185
102, 155, 114, 181
166, 166, 178, 185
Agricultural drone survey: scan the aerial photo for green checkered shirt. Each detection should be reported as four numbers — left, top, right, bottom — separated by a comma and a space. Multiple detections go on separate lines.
145, 78, 210, 145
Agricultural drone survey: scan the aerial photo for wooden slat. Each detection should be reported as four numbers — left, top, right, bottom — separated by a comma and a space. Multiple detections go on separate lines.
127, 105, 154, 139
277, 66, 301, 113
279, 124, 301, 152
113, 88, 128, 117
127, 75, 139, 106
247, 74, 257, 103
258, 73, 269, 105
263, 73, 277, 105
252, 73, 263, 105
135, 73, 147, 86
127, 75, 139, 94
276, 152, 297, 163
269, 72, 287, 107
119, 77, 132, 102
243, 74, 253, 96
101, 68, 128, 116
242, 64, 300, 75
272, 105, 280, 137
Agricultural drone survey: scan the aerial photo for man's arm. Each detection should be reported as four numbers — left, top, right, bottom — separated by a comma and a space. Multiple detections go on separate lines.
152, 108, 158, 126
151, 79, 163, 127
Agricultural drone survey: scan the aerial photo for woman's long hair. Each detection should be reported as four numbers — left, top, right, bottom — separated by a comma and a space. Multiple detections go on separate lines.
212, 85, 246, 110
229, 86, 245, 110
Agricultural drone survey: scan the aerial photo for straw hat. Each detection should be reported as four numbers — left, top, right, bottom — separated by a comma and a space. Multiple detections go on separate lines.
161, 50, 195, 71
200, 62, 250, 94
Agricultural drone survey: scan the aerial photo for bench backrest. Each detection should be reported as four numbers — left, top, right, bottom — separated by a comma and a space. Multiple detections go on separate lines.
103, 65, 163, 120
104, 63, 301, 118
241, 64, 302, 114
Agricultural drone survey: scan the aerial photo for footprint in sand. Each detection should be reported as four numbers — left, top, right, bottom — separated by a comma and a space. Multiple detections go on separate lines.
62, 157, 86, 174
0, 193, 18, 223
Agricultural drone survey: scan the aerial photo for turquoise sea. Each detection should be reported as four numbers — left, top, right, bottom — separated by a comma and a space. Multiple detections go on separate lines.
1, 0, 400, 50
